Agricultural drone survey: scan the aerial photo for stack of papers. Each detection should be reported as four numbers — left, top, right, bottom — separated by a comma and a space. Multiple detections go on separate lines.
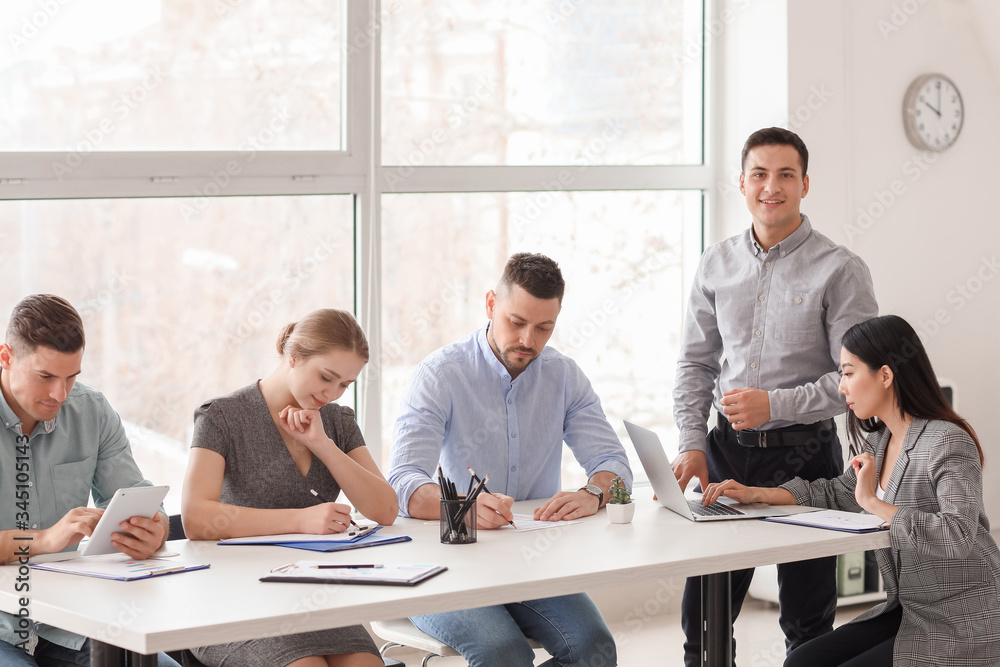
30, 554, 209, 581
261, 561, 446, 586
762, 509, 889, 533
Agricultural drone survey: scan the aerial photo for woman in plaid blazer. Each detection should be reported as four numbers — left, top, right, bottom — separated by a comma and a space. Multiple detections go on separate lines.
702, 315, 1000, 666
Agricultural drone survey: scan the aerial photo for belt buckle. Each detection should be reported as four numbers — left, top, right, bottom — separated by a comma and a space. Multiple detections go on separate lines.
737, 429, 767, 448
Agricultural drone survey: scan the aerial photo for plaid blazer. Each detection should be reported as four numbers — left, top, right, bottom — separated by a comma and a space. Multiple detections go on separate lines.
784, 418, 1000, 666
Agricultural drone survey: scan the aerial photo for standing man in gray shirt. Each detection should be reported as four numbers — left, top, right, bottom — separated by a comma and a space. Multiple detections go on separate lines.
672, 127, 878, 666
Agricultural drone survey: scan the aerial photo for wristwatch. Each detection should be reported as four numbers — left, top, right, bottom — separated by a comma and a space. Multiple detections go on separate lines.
578, 484, 604, 508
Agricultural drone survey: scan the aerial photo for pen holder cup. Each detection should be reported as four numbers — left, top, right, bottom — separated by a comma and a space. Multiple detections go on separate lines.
440, 498, 477, 544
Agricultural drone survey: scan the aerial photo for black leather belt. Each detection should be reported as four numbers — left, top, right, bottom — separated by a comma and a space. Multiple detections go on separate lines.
717, 413, 835, 448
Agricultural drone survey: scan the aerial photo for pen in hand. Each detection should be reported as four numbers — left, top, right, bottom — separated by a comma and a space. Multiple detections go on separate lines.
467, 467, 517, 529
309, 488, 362, 531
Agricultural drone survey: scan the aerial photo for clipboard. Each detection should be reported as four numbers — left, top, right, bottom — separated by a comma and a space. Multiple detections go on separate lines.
761, 509, 889, 533
260, 561, 447, 586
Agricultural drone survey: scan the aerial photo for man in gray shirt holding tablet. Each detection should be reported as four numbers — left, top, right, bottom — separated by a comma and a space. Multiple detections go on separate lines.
672, 128, 879, 666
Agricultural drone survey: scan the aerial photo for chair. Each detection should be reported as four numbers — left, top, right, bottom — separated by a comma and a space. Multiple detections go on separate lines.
372, 617, 541, 666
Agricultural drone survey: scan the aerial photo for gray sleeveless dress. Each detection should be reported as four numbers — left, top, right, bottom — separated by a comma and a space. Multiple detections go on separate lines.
188, 383, 379, 666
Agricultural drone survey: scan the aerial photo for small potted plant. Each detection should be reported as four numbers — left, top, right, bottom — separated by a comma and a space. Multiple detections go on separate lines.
606, 476, 634, 524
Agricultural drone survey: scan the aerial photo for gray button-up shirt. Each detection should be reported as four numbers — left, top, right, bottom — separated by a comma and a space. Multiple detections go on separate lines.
673, 215, 878, 454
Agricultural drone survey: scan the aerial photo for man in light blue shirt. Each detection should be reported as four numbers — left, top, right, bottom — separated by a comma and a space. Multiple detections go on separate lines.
389, 253, 630, 667
0, 294, 177, 667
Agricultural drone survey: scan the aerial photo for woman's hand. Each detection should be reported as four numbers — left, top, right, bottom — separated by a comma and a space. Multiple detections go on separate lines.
297, 502, 355, 534
851, 453, 878, 507
702, 480, 768, 505
279, 406, 331, 452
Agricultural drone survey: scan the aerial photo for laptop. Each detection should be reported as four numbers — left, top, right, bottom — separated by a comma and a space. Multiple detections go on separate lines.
623, 420, 789, 522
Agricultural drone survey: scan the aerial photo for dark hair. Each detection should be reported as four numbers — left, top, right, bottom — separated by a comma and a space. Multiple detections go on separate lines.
497, 253, 565, 303
741, 127, 809, 176
843, 315, 983, 465
275, 308, 369, 362
6, 294, 86, 355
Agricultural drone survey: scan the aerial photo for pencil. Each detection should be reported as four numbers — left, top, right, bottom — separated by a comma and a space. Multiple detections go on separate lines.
309, 488, 362, 530
453, 474, 489, 526
467, 467, 516, 529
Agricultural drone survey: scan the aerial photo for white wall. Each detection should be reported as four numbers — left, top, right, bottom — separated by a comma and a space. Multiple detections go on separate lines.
786, 0, 1000, 516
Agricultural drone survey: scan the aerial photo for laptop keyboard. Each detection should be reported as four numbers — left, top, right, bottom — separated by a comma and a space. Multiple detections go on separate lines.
687, 499, 746, 517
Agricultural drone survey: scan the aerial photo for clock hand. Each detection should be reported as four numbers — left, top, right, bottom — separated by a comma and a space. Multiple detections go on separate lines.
923, 100, 941, 118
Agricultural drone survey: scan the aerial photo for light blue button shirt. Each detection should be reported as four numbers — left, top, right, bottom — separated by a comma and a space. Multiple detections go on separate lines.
388, 324, 632, 515
673, 215, 879, 453
0, 379, 153, 651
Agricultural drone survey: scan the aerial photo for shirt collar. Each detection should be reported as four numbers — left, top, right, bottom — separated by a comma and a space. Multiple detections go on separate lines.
477, 322, 513, 380
0, 368, 57, 436
747, 214, 812, 257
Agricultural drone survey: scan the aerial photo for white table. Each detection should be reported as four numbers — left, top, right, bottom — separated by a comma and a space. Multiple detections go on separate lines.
0, 488, 889, 666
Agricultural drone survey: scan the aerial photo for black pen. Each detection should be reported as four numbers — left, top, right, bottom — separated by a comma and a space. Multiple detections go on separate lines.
312, 564, 383, 569
309, 489, 362, 531
468, 466, 516, 529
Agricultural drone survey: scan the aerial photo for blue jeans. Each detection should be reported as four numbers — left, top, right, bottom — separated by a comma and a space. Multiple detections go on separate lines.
411, 593, 616, 667
0, 638, 181, 667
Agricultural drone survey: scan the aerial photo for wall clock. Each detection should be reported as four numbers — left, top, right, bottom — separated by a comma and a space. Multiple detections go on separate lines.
902, 73, 964, 151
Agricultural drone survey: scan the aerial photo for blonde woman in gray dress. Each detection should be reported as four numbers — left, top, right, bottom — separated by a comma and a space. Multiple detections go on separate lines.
182, 308, 396, 667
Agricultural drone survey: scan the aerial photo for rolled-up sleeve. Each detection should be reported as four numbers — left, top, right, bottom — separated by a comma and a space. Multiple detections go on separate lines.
387, 364, 451, 517
563, 362, 632, 488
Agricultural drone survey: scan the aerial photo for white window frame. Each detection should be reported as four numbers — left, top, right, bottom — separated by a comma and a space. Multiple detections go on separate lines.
0, 0, 722, 463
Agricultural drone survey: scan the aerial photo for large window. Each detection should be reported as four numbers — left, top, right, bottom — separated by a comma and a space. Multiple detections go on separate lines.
0, 196, 354, 512
1, 0, 710, 507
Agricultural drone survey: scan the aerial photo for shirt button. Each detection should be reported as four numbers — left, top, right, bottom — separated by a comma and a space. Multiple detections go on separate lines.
511, 432, 517, 438
507, 399, 512, 404
511, 466, 517, 472
31, 524, 38, 529
27, 481, 32, 487
780, 250, 787, 257
796, 297, 803, 303
755, 330, 762, 336
758, 295, 765, 302
751, 363, 757, 369
764, 262, 771, 268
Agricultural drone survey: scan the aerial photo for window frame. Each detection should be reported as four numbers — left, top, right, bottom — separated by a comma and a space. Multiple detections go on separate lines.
0, 0, 722, 464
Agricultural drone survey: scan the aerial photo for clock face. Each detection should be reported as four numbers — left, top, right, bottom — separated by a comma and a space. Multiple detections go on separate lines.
904, 74, 964, 151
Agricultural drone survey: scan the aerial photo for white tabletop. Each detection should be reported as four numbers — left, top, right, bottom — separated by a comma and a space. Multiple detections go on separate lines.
0, 488, 889, 655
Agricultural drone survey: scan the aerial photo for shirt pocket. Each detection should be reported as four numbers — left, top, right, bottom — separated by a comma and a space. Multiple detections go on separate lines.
772, 290, 822, 343
51, 456, 97, 516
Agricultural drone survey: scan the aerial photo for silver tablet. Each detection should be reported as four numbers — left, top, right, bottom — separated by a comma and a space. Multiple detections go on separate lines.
79, 485, 169, 557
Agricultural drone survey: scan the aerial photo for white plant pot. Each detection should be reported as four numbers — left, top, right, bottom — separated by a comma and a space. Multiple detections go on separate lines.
607, 502, 635, 524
